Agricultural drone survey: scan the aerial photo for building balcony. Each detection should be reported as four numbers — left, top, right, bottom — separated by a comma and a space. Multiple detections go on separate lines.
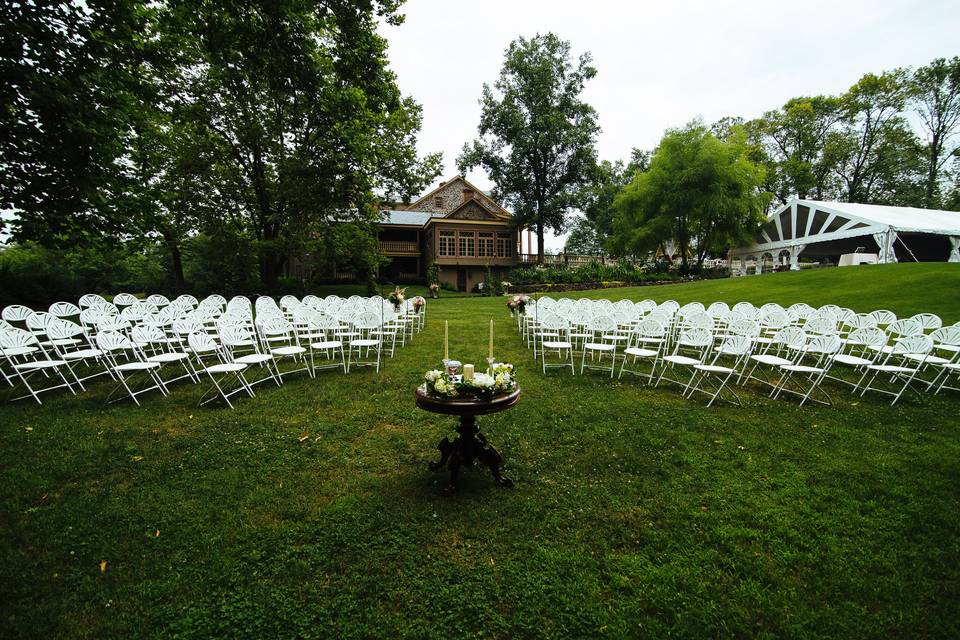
379, 240, 419, 255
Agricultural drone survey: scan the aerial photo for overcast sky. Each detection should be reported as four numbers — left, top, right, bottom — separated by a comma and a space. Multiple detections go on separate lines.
380, 0, 960, 251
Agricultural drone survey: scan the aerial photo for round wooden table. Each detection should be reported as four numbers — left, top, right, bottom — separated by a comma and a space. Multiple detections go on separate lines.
415, 385, 521, 495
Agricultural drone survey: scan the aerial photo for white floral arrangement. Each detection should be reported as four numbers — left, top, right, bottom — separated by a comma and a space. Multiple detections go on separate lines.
506, 294, 529, 316
422, 363, 517, 400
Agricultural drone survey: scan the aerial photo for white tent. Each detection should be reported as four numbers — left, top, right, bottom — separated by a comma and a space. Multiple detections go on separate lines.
728, 199, 960, 275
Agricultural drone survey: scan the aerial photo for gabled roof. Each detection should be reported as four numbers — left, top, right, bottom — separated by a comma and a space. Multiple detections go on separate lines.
406, 175, 510, 216
444, 198, 508, 221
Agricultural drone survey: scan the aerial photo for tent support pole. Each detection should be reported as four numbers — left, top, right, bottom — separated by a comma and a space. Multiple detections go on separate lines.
895, 235, 920, 262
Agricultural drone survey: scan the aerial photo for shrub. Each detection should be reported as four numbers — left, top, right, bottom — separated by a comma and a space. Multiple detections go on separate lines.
426, 261, 440, 286
503, 259, 728, 288
0, 241, 171, 308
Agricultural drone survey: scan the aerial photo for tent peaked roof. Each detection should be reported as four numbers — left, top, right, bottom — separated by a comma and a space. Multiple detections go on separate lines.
730, 198, 960, 257
799, 200, 960, 235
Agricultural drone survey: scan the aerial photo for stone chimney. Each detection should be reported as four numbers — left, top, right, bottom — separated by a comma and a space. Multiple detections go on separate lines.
462, 188, 475, 203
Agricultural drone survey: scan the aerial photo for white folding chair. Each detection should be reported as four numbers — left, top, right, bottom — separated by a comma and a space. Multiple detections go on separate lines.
131, 325, 198, 387
539, 316, 575, 375
740, 326, 808, 389
96, 331, 168, 406
257, 317, 311, 380
858, 335, 934, 405
772, 334, 842, 406
1, 304, 33, 328
187, 332, 254, 408
827, 327, 886, 391
868, 309, 897, 329
618, 318, 666, 383
112, 293, 139, 307
655, 327, 713, 390
79, 294, 107, 309
46, 318, 111, 387
927, 326, 960, 394
304, 315, 347, 374
866, 318, 921, 358
49, 301, 81, 319
685, 334, 753, 406
1, 329, 77, 404
580, 315, 619, 378
910, 313, 942, 334
347, 312, 382, 373
219, 324, 281, 387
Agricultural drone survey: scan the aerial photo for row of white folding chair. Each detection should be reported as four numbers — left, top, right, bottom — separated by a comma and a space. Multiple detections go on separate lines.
725, 323, 956, 406
632, 318, 956, 406
1, 297, 388, 404
517, 296, 960, 403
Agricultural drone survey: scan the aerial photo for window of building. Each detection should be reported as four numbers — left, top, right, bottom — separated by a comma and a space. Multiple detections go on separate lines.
433, 195, 444, 209
438, 231, 455, 257
458, 231, 476, 257
496, 233, 512, 257
478, 232, 494, 258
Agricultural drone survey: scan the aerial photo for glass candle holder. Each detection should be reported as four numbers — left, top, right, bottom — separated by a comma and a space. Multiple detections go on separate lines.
443, 359, 461, 377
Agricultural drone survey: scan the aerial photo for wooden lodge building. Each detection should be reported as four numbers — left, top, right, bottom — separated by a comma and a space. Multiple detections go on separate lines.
377, 176, 522, 292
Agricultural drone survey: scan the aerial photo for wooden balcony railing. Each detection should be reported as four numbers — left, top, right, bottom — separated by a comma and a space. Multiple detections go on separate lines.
379, 241, 419, 254
517, 253, 615, 267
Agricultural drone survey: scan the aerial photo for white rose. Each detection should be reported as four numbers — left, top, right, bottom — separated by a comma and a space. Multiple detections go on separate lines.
472, 373, 495, 388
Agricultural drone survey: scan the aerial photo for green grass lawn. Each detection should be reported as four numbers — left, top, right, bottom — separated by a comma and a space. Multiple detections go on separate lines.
2, 264, 959, 639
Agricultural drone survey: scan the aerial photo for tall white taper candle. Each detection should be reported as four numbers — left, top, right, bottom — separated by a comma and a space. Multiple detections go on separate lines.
489, 319, 494, 359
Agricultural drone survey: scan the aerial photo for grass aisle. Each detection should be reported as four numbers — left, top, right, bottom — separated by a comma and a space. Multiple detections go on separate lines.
0, 265, 959, 638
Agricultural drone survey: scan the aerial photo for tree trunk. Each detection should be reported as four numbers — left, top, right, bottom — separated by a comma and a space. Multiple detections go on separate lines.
677, 227, 689, 271
160, 228, 186, 294
536, 223, 545, 265
926, 134, 941, 207
260, 251, 286, 290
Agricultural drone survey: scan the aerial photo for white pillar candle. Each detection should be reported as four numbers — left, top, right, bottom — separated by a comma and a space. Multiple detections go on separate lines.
463, 364, 474, 380
489, 319, 494, 359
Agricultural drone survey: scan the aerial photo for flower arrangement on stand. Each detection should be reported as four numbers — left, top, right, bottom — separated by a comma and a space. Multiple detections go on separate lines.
429, 283, 440, 299
512, 294, 529, 314
501, 281, 512, 294
412, 296, 425, 312
422, 363, 516, 401
388, 286, 406, 312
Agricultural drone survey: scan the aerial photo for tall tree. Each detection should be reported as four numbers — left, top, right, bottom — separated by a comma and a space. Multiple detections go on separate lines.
580, 150, 649, 252
612, 122, 769, 270
161, 0, 441, 287
835, 70, 912, 202
753, 96, 844, 202
563, 216, 604, 255
909, 57, 960, 207
457, 33, 600, 263
0, 0, 159, 245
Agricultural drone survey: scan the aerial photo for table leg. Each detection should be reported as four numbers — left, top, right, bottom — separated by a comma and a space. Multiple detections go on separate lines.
429, 414, 513, 494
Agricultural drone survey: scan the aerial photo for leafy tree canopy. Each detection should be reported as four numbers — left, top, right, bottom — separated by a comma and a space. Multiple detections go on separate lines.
457, 32, 599, 263
612, 122, 769, 269
1, 0, 441, 289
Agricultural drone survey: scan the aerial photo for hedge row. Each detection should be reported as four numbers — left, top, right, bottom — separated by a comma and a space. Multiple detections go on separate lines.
503, 261, 728, 288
